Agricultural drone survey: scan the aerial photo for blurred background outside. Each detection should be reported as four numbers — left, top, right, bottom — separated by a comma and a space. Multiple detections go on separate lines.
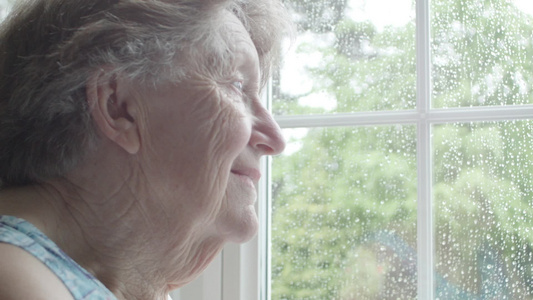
271, 0, 533, 299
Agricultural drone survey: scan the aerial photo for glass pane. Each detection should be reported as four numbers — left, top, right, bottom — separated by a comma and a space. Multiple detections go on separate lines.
274, 0, 415, 116
432, 0, 533, 108
433, 121, 533, 299
271, 126, 417, 299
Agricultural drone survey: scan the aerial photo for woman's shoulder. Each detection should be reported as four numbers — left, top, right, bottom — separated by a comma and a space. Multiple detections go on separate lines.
0, 242, 74, 299
0, 215, 117, 300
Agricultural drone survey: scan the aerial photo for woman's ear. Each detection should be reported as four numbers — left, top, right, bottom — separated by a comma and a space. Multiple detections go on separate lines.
86, 70, 141, 154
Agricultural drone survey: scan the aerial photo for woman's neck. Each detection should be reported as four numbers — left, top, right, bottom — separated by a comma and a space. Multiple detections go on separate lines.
0, 173, 223, 299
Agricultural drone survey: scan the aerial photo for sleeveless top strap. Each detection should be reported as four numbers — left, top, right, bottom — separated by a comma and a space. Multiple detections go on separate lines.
0, 215, 117, 300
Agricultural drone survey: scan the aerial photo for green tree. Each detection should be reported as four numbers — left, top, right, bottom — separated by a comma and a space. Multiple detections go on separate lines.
272, 0, 533, 299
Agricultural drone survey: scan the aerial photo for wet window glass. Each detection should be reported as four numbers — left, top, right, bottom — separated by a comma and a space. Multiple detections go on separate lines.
273, 0, 416, 115
434, 121, 533, 299
432, 0, 533, 108
272, 126, 417, 299
272, 0, 533, 299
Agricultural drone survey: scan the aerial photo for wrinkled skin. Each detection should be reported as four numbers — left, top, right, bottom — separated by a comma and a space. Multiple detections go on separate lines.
134, 11, 286, 244
0, 11, 285, 300
93, 11, 286, 296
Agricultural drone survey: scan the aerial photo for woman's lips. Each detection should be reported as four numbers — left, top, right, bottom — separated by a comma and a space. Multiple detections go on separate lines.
230, 169, 259, 203
230, 168, 261, 192
230, 168, 261, 184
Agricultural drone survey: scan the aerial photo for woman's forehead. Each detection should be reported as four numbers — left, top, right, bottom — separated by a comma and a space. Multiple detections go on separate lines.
220, 11, 260, 70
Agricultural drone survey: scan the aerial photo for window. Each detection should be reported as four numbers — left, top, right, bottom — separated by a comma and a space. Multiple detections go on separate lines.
267, 0, 533, 299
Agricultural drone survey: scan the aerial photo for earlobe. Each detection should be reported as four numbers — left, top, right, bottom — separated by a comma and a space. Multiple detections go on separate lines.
112, 118, 140, 154
86, 70, 141, 154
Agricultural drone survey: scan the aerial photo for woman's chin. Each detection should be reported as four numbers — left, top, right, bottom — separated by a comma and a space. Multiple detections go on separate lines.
218, 206, 259, 243
233, 219, 259, 244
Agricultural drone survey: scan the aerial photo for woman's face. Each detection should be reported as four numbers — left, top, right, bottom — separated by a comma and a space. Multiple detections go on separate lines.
136, 12, 285, 243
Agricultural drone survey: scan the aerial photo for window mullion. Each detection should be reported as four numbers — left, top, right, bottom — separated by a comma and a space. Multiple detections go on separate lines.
416, 0, 433, 299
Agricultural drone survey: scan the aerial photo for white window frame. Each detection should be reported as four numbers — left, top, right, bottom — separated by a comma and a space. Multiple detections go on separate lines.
175, 0, 533, 299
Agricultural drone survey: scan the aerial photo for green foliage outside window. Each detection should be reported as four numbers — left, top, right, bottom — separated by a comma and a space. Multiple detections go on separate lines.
272, 0, 533, 299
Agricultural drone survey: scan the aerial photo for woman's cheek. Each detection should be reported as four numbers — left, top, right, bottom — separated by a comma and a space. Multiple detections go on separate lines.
208, 90, 252, 155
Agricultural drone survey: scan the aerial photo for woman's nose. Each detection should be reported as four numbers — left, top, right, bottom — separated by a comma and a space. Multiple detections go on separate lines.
249, 105, 286, 156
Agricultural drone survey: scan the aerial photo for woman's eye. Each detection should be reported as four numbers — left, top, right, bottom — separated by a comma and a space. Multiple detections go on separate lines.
231, 81, 243, 92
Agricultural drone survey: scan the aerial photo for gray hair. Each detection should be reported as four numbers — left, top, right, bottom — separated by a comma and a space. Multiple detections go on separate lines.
0, 0, 292, 187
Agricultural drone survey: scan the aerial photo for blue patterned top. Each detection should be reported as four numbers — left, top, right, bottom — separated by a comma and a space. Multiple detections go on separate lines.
0, 215, 117, 300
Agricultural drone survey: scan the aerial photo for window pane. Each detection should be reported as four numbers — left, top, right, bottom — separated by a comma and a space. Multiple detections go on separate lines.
433, 121, 533, 299
432, 0, 533, 108
271, 126, 417, 299
274, 0, 415, 116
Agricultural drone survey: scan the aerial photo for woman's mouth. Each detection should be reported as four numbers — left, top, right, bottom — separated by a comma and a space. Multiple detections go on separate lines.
230, 168, 261, 189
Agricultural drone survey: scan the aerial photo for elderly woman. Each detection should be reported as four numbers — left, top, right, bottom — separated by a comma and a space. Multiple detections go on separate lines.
0, 0, 290, 299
